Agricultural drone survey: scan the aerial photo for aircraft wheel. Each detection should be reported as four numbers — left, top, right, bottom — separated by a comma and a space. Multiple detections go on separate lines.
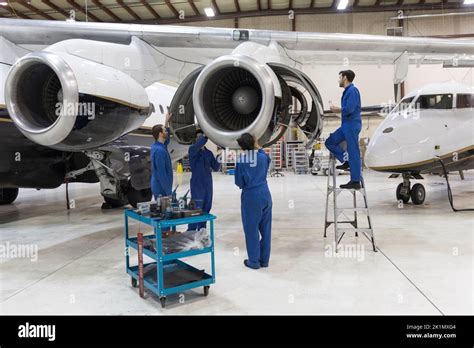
410, 183, 426, 205
396, 183, 410, 203
127, 186, 152, 209
0, 188, 19, 205
102, 196, 128, 209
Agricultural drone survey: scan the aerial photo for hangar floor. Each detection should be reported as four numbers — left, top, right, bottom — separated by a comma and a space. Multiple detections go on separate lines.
0, 171, 472, 315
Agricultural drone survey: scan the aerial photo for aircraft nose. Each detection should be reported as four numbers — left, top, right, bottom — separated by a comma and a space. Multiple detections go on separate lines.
365, 134, 402, 170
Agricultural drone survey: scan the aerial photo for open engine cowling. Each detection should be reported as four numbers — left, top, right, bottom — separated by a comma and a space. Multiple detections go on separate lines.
5, 51, 151, 151
169, 54, 323, 149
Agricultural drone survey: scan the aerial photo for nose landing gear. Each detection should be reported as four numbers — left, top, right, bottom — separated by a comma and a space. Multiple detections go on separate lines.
395, 173, 425, 205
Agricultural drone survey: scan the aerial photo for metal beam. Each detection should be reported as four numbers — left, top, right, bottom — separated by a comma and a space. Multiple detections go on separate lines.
165, 0, 179, 17
117, 0, 141, 21
1, 3, 30, 19
91, 0, 122, 21
235, 0, 240, 13
140, 0, 160, 19
257, 0, 261, 11
310, 0, 315, 8
67, 0, 102, 21
188, 0, 199, 16
17, 0, 55, 20
41, 0, 71, 19
211, 0, 220, 15
125, 2, 470, 24
289, 0, 293, 9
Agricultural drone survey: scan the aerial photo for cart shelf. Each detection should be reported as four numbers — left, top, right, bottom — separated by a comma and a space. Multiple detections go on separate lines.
124, 209, 216, 308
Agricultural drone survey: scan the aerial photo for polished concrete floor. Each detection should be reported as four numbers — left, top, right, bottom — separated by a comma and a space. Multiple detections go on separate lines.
0, 170, 472, 315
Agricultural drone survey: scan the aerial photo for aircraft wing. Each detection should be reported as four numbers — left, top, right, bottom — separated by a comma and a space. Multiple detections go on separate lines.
1, 18, 474, 66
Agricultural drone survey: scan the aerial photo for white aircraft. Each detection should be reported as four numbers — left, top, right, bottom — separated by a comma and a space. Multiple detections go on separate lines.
0, 18, 473, 206
365, 81, 474, 205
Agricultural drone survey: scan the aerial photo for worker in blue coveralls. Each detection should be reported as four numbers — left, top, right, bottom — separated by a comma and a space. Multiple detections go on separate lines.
235, 133, 273, 270
325, 70, 362, 190
150, 112, 173, 199
188, 129, 221, 231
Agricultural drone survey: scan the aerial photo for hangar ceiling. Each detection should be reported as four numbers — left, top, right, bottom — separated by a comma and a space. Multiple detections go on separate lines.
0, 0, 470, 24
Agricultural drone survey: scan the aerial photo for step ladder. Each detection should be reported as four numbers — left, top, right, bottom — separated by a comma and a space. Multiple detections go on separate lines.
323, 154, 377, 252
265, 142, 284, 177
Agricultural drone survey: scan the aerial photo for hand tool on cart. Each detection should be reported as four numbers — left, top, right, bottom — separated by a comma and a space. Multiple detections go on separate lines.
172, 185, 179, 203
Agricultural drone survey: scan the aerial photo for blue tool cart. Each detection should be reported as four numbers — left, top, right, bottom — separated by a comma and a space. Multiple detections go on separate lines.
124, 209, 216, 308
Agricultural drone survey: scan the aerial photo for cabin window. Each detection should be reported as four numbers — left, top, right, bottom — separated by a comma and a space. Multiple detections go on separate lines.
416, 94, 453, 109
392, 97, 414, 113
456, 94, 474, 108
159, 104, 164, 114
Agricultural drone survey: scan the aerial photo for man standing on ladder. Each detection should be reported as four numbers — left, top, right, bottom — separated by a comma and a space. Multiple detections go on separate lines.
325, 70, 362, 190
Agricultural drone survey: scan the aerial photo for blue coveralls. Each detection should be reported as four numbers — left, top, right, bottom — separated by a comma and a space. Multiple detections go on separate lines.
235, 149, 273, 268
150, 127, 173, 199
325, 83, 362, 182
188, 136, 220, 231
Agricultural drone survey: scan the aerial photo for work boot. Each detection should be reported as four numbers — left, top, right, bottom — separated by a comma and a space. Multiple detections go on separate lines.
336, 161, 350, 170
244, 259, 260, 270
340, 181, 361, 190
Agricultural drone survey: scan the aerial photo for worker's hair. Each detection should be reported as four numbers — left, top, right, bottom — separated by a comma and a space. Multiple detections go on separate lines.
339, 70, 356, 82
195, 128, 204, 136
237, 133, 255, 151
152, 124, 165, 141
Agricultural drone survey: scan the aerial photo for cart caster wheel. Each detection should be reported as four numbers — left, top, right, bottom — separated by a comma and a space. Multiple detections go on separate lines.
131, 278, 137, 288
204, 286, 210, 296
160, 297, 166, 308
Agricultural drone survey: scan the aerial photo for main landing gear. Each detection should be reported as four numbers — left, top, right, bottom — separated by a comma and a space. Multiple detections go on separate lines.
395, 173, 425, 205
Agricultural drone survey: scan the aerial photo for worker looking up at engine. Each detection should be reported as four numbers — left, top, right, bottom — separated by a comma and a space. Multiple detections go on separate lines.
325, 70, 362, 189
235, 133, 273, 270
187, 129, 220, 231
150, 112, 173, 199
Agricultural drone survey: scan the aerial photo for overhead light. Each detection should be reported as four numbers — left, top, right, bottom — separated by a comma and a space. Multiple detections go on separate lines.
465, 0, 474, 4
0, 2, 8, 6
204, 7, 215, 17
337, 0, 348, 10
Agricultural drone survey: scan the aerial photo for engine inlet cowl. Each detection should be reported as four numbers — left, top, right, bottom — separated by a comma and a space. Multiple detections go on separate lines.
193, 55, 281, 149
5, 51, 150, 151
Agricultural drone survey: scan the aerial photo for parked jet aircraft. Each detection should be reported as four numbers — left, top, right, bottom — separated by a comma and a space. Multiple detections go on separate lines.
1, 18, 473, 206
365, 81, 474, 205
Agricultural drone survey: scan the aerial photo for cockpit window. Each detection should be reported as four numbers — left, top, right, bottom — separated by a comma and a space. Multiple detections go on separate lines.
391, 97, 414, 113
416, 94, 453, 109
456, 94, 474, 108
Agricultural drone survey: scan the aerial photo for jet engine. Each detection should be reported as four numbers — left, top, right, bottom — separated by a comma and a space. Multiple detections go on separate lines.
5, 51, 151, 151
169, 54, 324, 148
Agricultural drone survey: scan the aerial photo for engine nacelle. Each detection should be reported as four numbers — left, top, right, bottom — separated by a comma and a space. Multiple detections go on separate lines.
193, 55, 282, 149
5, 51, 151, 151
169, 54, 323, 149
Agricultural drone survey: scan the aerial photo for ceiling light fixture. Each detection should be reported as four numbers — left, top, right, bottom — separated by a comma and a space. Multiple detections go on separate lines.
337, 0, 349, 10
204, 7, 215, 17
